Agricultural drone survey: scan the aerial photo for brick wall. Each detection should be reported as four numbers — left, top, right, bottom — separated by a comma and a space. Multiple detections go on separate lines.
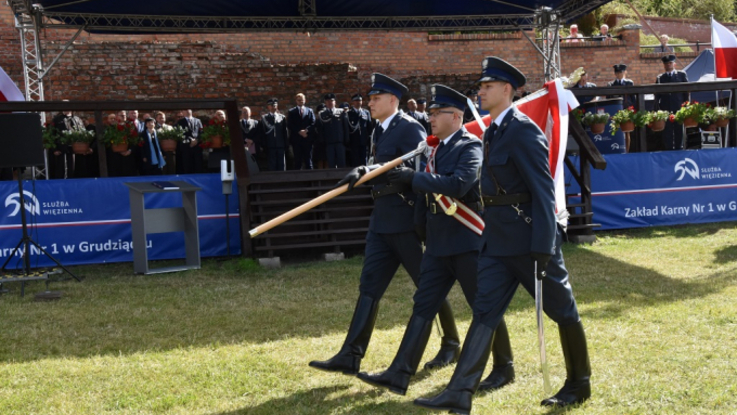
1, 5, 700, 110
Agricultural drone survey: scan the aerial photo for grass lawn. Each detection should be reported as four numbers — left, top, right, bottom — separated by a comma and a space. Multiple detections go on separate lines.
1, 222, 737, 415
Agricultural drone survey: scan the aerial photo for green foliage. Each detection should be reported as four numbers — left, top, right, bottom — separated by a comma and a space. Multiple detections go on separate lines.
41, 124, 59, 149
673, 101, 711, 124
102, 121, 141, 147
60, 129, 95, 145
645, 110, 672, 123
610, 106, 649, 134
156, 125, 186, 142
640, 34, 692, 53
200, 119, 230, 147
712, 106, 736, 119
582, 111, 611, 126
600, 0, 735, 23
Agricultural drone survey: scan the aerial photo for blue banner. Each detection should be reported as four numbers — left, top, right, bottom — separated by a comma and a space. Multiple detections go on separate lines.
566, 148, 737, 230
0, 174, 241, 268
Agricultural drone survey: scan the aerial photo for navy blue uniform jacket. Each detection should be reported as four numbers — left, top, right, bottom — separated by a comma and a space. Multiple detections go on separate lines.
411, 127, 483, 256
480, 107, 556, 256
370, 111, 425, 234
655, 70, 689, 112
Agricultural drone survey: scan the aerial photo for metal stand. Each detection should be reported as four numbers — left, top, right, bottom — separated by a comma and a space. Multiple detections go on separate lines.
124, 181, 202, 274
1, 174, 81, 296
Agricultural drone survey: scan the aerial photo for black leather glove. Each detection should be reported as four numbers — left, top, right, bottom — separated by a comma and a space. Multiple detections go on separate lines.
415, 224, 427, 243
531, 252, 552, 280
386, 166, 415, 186
337, 166, 368, 191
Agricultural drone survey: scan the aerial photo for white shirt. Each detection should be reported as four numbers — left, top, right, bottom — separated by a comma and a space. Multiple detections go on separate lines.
441, 127, 462, 145
380, 110, 399, 131
492, 105, 514, 129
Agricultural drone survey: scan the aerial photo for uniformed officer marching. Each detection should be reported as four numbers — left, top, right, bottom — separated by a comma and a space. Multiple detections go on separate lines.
607, 64, 635, 108
656, 54, 689, 150
315, 93, 350, 168
415, 57, 592, 414
355, 84, 515, 396
347, 94, 374, 167
309, 74, 461, 376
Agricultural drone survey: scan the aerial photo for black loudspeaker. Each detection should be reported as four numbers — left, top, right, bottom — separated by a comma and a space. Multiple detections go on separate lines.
0, 113, 45, 168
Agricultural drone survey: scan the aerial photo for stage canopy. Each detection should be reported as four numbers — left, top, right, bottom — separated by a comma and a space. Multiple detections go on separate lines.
15, 0, 614, 33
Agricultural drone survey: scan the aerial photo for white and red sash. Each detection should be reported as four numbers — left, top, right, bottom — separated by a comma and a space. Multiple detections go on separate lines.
426, 141, 485, 236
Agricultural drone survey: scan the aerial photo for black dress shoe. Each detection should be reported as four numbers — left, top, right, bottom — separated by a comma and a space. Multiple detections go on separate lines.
308, 353, 360, 375
477, 364, 515, 392
540, 379, 590, 407
357, 370, 410, 395
414, 390, 472, 415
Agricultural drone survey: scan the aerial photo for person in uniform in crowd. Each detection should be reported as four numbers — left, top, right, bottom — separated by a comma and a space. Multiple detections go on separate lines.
607, 64, 635, 108
310, 73, 462, 376
463, 89, 480, 124
408, 98, 431, 134
315, 93, 350, 169
287, 93, 316, 170
50, 107, 85, 179
259, 98, 289, 171
656, 54, 689, 151
138, 117, 166, 176
414, 57, 592, 414
176, 109, 203, 174
355, 84, 515, 396
572, 70, 597, 105
347, 93, 374, 167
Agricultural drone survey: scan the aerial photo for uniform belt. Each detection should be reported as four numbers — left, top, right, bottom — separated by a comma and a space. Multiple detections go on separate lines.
427, 200, 483, 214
481, 193, 531, 206
371, 184, 409, 199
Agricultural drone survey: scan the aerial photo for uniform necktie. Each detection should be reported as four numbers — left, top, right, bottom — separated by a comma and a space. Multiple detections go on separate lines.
374, 125, 384, 142
299, 107, 304, 117
484, 123, 498, 158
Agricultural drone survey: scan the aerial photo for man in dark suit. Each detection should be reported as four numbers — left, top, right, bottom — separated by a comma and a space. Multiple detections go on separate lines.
138, 118, 166, 176
315, 93, 350, 168
259, 98, 289, 171
416, 98, 432, 135
309, 73, 461, 376
347, 93, 374, 167
463, 89, 479, 124
656, 54, 689, 150
407, 98, 431, 134
356, 84, 514, 396
607, 64, 635, 108
175, 109, 203, 174
415, 57, 591, 414
50, 108, 85, 179
287, 93, 316, 170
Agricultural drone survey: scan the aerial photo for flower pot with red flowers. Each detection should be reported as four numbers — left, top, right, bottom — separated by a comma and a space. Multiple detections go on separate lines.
610, 106, 648, 135
673, 101, 708, 128
645, 110, 670, 132
156, 125, 186, 152
61, 129, 96, 154
712, 106, 735, 127
103, 121, 140, 153
200, 118, 230, 149
581, 111, 610, 134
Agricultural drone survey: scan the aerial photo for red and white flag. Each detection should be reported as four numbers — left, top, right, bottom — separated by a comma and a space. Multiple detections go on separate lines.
464, 78, 579, 225
0, 66, 25, 102
712, 18, 737, 80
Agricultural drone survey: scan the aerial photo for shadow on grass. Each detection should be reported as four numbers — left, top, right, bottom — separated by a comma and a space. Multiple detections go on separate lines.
2, 224, 737, 363
208, 385, 421, 415
713, 244, 737, 264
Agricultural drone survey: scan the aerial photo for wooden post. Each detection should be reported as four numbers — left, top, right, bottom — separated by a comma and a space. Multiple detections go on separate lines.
94, 110, 108, 177
225, 100, 252, 257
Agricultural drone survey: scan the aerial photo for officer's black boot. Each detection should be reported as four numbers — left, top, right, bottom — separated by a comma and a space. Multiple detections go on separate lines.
477, 317, 515, 392
357, 314, 433, 395
424, 299, 461, 369
414, 319, 494, 415
309, 295, 379, 375
541, 320, 591, 407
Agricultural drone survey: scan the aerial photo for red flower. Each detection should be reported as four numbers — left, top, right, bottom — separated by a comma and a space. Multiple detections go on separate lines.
426, 135, 440, 148
693, 101, 699, 104
628, 106, 635, 111
138, 141, 144, 147
117, 124, 124, 131
669, 114, 675, 122
706, 103, 712, 108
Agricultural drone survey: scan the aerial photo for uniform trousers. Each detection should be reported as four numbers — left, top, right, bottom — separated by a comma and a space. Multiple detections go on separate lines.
350, 143, 367, 167
326, 143, 346, 169
662, 120, 684, 151
359, 231, 423, 299
473, 225, 581, 330
267, 148, 286, 171
292, 141, 313, 170
412, 251, 478, 320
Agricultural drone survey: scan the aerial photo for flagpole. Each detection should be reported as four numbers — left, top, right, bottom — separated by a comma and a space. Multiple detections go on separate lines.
712, 15, 717, 80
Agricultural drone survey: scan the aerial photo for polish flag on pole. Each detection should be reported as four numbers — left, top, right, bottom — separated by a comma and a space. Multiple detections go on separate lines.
0, 66, 25, 102
464, 78, 579, 225
712, 18, 737, 80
